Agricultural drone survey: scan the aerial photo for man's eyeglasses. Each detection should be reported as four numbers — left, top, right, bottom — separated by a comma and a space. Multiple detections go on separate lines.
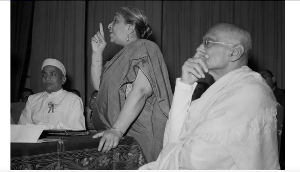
203, 38, 236, 49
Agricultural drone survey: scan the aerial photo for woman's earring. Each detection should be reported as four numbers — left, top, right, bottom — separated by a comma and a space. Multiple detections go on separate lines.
126, 34, 129, 42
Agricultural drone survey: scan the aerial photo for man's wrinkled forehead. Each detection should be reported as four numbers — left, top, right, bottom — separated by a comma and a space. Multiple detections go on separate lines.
204, 26, 228, 40
204, 24, 237, 42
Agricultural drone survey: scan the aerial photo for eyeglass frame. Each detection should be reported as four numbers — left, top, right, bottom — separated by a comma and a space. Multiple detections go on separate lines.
202, 38, 238, 49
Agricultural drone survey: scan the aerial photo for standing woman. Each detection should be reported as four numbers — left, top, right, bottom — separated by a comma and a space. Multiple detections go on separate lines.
90, 6, 173, 162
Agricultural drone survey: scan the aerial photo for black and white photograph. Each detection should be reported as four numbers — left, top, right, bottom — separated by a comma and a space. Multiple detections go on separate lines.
4, 0, 296, 170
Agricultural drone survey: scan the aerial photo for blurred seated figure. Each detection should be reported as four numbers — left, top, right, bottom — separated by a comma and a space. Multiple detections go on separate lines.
258, 69, 285, 106
191, 81, 209, 101
69, 89, 81, 98
18, 58, 86, 130
85, 91, 98, 130
19, 88, 34, 102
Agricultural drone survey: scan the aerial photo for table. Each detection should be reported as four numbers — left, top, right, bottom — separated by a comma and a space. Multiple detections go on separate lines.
11, 131, 147, 170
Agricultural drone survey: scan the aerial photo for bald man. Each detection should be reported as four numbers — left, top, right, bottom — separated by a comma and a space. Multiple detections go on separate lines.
140, 23, 280, 170
18, 58, 86, 130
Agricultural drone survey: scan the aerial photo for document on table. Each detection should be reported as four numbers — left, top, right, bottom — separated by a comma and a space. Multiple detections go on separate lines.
11, 124, 45, 143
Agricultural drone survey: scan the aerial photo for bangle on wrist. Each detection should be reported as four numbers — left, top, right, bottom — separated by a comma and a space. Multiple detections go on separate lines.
91, 63, 101, 67
92, 58, 101, 62
111, 127, 124, 136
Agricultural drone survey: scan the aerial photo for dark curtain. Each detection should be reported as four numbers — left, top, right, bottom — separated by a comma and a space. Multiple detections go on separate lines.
11, 1, 34, 102
162, 1, 285, 90
11, 1, 285, 105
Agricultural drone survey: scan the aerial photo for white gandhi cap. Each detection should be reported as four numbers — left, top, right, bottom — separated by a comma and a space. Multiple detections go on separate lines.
41, 58, 66, 76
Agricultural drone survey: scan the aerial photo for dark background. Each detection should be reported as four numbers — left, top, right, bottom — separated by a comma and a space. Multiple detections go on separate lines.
11, 1, 285, 106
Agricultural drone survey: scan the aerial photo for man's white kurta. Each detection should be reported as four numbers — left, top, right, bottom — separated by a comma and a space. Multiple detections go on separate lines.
140, 66, 280, 170
18, 89, 85, 130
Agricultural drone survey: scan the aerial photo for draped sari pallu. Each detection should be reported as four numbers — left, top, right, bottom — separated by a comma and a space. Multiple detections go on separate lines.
92, 39, 173, 162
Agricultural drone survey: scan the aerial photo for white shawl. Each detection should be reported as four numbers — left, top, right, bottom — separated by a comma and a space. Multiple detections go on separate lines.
140, 66, 280, 170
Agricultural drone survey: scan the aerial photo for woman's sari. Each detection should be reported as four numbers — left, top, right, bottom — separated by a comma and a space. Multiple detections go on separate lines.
92, 39, 173, 162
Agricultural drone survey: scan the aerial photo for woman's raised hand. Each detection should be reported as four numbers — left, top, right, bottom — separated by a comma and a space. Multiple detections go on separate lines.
91, 23, 107, 53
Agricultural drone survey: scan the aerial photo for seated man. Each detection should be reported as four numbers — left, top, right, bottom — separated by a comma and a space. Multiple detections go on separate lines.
140, 23, 280, 170
18, 58, 86, 130
19, 88, 34, 102
258, 69, 285, 106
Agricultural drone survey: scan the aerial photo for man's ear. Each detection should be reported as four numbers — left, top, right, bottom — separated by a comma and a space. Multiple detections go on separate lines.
230, 44, 244, 62
62, 76, 67, 85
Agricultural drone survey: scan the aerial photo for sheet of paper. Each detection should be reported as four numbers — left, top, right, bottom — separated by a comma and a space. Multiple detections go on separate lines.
11, 124, 45, 143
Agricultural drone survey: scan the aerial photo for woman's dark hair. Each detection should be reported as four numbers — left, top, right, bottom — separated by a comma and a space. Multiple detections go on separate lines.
116, 6, 152, 40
